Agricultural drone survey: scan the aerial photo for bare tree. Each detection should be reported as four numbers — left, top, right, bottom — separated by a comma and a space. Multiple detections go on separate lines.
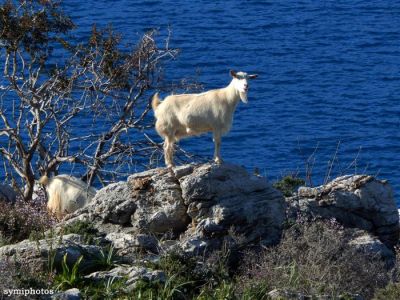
0, 0, 198, 200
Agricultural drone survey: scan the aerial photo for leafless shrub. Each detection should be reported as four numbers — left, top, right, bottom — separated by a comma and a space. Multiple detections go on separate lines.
0, 0, 200, 200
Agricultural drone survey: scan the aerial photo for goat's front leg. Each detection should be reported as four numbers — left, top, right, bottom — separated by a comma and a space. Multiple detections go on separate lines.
213, 132, 223, 164
164, 137, 175, 168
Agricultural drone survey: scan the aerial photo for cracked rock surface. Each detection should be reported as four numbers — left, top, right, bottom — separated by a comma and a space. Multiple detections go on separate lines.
287, 175, 399, 247
63, 163, 286, 255
0, 234, 105, 273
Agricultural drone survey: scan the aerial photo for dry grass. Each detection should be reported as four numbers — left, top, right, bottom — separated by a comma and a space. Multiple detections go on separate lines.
237, 219, 390, 299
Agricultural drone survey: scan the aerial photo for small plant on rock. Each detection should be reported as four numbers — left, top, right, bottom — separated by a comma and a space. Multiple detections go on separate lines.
61, 220, 100, 245
83, 276, 129, 300
95, 245, 119, 271
54, 254, 84, 291
273, 175, 305, 197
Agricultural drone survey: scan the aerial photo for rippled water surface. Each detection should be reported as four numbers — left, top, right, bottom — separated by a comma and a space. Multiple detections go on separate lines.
25, 1, 400, 197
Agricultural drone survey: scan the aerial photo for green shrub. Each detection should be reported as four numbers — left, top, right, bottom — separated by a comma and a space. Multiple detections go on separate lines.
197, 280, 236, 300
138, 246, 234, 299
62, 220, 99, 244
273, 175, 305, 197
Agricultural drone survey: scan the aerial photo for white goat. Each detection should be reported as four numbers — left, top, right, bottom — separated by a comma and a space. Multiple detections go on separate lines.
39, 175, 97, 218
152, 70, 258, 167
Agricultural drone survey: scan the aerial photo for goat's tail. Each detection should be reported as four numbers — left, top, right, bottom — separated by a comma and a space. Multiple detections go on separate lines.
152, 92, 161, 112
39, 175, 49, 186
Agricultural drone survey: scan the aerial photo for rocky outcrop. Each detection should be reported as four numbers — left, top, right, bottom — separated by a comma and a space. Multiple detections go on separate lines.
63, 163, 286, 255
0, 163, 286, 293
0, 234, 105, 273
287, 175, 399, 247
0, 165, 398, 298
177, 164, 286, 253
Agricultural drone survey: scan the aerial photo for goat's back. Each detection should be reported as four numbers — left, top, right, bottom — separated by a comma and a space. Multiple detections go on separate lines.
155, 89, 234, 137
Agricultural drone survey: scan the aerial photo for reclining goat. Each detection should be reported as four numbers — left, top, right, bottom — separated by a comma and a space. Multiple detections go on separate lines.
39, 175, 97, 218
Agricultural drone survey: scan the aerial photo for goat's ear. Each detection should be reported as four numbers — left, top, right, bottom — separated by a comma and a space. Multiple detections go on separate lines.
248, 74, 258, 79
230, 70, 237, 78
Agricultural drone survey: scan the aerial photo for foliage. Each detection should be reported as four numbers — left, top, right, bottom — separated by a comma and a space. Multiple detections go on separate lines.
95, 245, 119, 271
0, 196, 56, 244
61, 220, 100, 245
83, 276, 129, 300
238, 282, 270, 300
2, 218, 399, 299
136, 247, 234, 300
197, 280, 236, 300
273, 175, 305, 197
237, 219, 390, 299
54, 253, 84, 291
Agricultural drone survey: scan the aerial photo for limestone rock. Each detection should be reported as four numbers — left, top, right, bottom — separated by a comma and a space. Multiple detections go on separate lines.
0, 234, 104, 273
105, 232, 159, 255
85, 265, 165, 291
51, 288, 82, 300
348, 231, 395, 263
128, 168, 190, 234
288, 175, 399, 247
63, 163, 286, 256
65, 168, 190, 235
178, 163, 286, 253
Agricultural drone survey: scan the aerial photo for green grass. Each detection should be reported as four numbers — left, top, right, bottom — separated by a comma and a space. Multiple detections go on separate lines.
95, 245, 119, 271
54, 253, 84, 291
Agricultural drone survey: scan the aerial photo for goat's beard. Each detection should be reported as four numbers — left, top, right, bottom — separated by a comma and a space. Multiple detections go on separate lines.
240, 91, 248, 103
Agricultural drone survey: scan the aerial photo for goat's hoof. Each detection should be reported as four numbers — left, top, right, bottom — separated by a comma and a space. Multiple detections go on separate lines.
214, 158, 223, 165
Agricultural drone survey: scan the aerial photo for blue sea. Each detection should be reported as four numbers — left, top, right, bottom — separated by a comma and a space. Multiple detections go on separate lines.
5, 1, 400, 200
